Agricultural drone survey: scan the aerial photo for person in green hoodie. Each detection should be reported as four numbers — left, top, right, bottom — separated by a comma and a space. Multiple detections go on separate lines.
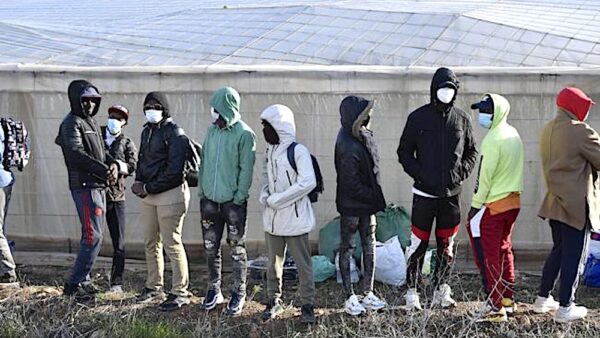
466, 94, 523, 323
199, 86, 256, 316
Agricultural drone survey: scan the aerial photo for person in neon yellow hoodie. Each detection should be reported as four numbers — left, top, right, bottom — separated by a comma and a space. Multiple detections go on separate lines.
466, 93, 523, 323
198, 86, 256, 316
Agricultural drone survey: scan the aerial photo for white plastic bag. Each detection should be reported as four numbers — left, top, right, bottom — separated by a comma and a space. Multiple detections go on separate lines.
374, 236, 406, 286
335, 252, 360, 284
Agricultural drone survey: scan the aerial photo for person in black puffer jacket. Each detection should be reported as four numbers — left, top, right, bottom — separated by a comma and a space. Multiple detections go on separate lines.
101, 104, 137, 293
132, 92, 192, 312
398, 67, 478, 311
56, 79, 118, 300
335, 96, 387, 316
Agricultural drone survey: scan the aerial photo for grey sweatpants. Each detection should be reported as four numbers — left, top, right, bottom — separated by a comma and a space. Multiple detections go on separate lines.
265, 232, 315, 305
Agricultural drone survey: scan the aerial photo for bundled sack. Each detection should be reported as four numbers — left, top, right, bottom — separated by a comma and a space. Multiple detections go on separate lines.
583, 232, 600, 287
312, 255, 335, 283
335, 252, 360, 284
374, 236, 406, 286
318, 216, 362, 262
375, 204, 411, 250
583, 254, 600, 288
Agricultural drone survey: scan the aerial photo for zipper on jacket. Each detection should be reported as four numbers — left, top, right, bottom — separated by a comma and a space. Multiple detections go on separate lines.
269, 146, 278, 233
212, 132, 223, 198
441, 113, 446, 193
285, 170, 299, 218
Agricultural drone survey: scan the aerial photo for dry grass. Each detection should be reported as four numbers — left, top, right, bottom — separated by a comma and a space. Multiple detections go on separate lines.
1, 261, 600, 338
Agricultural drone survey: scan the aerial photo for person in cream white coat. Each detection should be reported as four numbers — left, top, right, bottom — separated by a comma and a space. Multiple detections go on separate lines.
259, 104, 317, 324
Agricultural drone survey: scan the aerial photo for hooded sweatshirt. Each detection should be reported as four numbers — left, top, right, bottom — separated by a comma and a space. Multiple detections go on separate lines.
56, 79, 111, 190
471, 94, 524, 209
199, 87, 256, 205
259, 104, 317, 236
335, 96, 386, 216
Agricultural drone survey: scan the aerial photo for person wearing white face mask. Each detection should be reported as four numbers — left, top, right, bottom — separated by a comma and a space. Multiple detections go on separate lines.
132, 92, 192, 312
101, 104, 137, 294
398, 67, 478, 311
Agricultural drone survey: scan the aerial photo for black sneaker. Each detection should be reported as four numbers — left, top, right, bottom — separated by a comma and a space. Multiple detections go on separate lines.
63, 283, 95, 302
261, 298, 284, 321
300, 304, 316, 324
159, 293, 191, 312
202, 288, 224, 310
225, 292, 246, 316
136, 287, 166, 303
0, 273, 19, 290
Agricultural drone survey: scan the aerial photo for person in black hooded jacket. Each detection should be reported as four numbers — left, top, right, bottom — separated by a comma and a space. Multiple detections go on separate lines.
398, 67, 478, 311
132, 92, 192, 312
335, 96, 387, 316
56, 79, 118, 300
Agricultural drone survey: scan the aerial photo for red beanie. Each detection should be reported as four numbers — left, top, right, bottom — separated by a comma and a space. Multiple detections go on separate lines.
556, 87, 596, 121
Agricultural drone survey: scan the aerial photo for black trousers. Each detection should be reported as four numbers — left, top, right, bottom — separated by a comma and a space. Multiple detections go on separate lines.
106, 200, 126, 286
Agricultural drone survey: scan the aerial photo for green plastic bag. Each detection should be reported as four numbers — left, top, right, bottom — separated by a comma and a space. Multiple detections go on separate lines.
312, 255, 336, 282
318, 216, 362, 263
375, 204, 411, 250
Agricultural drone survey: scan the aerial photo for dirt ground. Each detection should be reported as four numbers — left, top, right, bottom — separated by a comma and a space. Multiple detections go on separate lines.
1, 255, 600, 338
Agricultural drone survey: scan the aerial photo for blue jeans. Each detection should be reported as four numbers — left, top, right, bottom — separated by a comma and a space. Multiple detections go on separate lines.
68, 189, 105, 286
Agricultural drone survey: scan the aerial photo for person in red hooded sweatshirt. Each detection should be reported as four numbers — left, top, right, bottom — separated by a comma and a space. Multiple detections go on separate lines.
535, 87, 598, 323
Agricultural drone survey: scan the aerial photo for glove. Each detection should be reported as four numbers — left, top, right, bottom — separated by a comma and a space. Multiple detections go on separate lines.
131, 181, 148, 198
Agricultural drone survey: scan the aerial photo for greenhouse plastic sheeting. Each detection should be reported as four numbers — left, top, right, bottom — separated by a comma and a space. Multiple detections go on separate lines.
0, 66, 598, 255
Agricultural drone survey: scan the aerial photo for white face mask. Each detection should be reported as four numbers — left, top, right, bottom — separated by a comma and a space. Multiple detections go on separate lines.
210, 107, 220, 121
107, 118, 124, 135
145, 109, 163, 124
436, 88, 456, 104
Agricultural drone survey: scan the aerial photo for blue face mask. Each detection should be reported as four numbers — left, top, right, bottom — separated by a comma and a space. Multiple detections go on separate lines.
478, 113, 493, 129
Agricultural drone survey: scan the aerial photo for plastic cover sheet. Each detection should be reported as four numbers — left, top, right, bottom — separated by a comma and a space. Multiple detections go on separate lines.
1, 66, 599, 251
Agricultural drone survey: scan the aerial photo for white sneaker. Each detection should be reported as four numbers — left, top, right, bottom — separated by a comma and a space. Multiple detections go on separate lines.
109, 285, 123, 293
404, 288, 422, 311
432, 284, 456, 308
362, 292, 386, 311
532, 295, 559, 314
554, 304, 587, 323
345, 295, 366, 316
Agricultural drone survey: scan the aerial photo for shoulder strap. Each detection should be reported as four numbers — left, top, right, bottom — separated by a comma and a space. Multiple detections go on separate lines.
287, 142, 298, 172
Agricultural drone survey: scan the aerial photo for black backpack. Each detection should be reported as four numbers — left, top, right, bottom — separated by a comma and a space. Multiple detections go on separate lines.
184, 136, 202, 187
0, 118, 31, 171
162, 126, 202, 187
287, 142, 323, 203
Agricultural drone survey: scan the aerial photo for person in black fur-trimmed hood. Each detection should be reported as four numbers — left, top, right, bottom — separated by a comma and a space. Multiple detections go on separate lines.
398, 67, 478, 311
132, 92, 192, 312
56, 79, 119, 301
101, 104, 137, 294
335, 96, 387, 316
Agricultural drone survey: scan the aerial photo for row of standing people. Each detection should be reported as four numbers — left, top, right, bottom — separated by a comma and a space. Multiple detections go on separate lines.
1, 66, 594, 324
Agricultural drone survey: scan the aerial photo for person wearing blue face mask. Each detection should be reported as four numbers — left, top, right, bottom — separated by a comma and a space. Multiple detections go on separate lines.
102, 104, 137, 294
467, 94, 523, 323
